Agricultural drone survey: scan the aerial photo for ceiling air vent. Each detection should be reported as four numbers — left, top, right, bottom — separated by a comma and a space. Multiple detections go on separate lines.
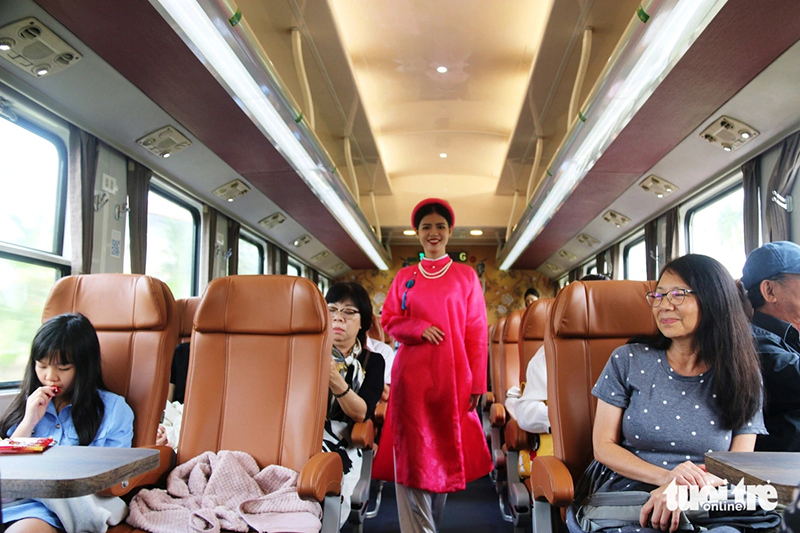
545, 262, 561, 273
0, 18, 81, 78
603, 210, 631, 228
558, 250, 577, 262
212, 179, 250, 202
331, 263, 345, 272
699, 116, 759, 152
639, 175, 678, 199
136, 126, 192, 159
312, 250, 331, 263
576, 233, 600, 247
292, 235, 312, 248
258, 212, 286, 230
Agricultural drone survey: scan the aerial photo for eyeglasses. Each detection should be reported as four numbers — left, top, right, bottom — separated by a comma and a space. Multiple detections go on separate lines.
645, 289, 696, 307
328, 306, 360, 319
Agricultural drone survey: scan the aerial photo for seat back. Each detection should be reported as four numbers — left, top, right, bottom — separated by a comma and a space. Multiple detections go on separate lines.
490, 317, 506, 402
178, 275, 331, 472
177, 297, 201, 344
545, 280, 657, 483
519, 298, 554, 384
499, 310, 523, 405
42, 274, 179, 447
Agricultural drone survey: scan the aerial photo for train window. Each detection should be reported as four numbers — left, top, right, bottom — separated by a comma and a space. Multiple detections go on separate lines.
624, 238, 647, 280
318, 275, 329, 294
238, 234, 264, 275
585, 263, 598, 276
0, 116, 68, 384
134, 187, 199, 298
0, 117, 66, 254
286, 259, 301, 277
686, 186, 745, 278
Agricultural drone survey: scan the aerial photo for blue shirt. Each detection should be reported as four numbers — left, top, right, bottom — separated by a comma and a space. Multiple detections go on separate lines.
3, 389, 134, 527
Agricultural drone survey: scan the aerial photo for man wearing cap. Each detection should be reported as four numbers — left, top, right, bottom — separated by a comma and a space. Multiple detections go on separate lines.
742, 241, 800, 451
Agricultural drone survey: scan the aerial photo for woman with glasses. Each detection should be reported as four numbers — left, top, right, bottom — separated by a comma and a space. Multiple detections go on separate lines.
569, 254, 769, 533
323, 282, 385, 528
373, 198, 492, 532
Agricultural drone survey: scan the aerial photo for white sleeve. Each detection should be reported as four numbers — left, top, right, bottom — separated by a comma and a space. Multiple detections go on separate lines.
511, 347, 550, 434
367, 337, 396, 384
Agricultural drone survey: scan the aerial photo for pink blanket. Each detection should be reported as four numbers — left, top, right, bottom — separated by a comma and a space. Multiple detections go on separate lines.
127, 451, 322, 533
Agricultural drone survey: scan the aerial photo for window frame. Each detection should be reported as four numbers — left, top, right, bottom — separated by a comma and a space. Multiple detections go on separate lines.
624, 236, 646, 280
148, 183, 201, 296
683, 182, 744, 255
286, 258, 302, 277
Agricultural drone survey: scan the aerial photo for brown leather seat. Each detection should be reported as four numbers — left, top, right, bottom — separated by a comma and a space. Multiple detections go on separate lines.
111, 275, 343, 533
500, 309, 524, 405
489, 317, 506, 408
367, 314, 385, 343
519, 298, 554, 383
176, 296, 201, 344
528, 280, 657, 530
42, 274, 179, 448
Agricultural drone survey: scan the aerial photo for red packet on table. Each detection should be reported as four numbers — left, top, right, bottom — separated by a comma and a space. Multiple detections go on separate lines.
0, 437, 54, 453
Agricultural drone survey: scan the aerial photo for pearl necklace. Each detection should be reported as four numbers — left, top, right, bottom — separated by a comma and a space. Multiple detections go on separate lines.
418, 257, 454, 280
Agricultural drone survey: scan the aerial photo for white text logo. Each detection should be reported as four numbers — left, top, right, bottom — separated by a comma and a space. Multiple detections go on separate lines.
664, 479, 777, 512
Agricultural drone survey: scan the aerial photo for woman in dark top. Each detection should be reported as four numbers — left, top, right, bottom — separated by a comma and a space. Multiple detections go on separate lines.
324, 281, 385, 527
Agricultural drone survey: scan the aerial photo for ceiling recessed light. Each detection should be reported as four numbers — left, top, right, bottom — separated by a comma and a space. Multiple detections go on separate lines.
740, 131, 751, 139
0, 38, 14, 51
34, 65, 49, 76
469, 229, 483, 236
161, 151, 172, 159
436, 66, 447, 73
439, 153, 447, 158
403, 230, 416, 236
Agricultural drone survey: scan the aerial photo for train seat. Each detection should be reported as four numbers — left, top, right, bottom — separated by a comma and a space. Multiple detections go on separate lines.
42, 274, 179, 449
529, 280, 657, 533
489, 316, 507, 470
520, 298, 555, 379
176, 296, 200, 344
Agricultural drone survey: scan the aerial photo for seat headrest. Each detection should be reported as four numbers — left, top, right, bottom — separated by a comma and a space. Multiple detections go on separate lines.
177, 297, 201, 338
551, 280, 657, 339
195, 275, 327, 334
43, 274, 172, 330
492, 317, 506, 343
522, 298, 553, 341
502, 309, 523, 343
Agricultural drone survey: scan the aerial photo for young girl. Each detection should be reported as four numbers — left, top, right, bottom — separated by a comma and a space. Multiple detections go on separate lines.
0, 313, 134, 533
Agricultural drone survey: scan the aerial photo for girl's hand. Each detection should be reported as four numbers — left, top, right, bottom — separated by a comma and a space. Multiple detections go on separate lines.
421, 326, 445, 345
23, 386, 55, 428
641, 483, 682, 533
329, 356, 348, 395
663, 460, 718, 486
155, 424, 169, 447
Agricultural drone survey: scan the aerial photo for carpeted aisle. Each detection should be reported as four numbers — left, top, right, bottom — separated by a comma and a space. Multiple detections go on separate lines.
363, 475, 510, 532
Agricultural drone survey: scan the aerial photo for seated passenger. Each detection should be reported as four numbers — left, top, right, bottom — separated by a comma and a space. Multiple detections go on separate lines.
324, 282, 385, 527
742, 241, 800, 451
524, 287, 540, 307
568, 255, 769, 533
0, 313, 134, 533
507, 274, 609, 434
155, 342, 189, 450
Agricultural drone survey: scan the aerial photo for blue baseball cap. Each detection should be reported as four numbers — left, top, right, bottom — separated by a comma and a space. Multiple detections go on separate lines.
741, 241, 800, 290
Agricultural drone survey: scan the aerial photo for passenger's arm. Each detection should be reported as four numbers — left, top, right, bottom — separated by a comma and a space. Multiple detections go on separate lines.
96, 397, 135, 448
514, 349, 550, 434
593, 400, 712, 487
330, 357, 367, 422
729, 433, 756, 452
381, 272, 431, 345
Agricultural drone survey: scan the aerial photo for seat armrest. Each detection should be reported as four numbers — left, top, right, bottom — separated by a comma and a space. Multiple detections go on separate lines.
373, 401, 387, 424
530, 455, 574, 507
503, 417, 529, 451
484, 392, 495, 407
99, 445, 176, 497
350, 419, 374, 449
298, 452, 343, 502
490, 402, 506, 427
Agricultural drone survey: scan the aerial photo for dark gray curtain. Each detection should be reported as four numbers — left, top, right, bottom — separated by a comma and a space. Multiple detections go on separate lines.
607, 244, 620, 280
127, 159, 152, 274
644, 218, 658, 280
664, 207, 679, 263
227, 218, 241, 275
267, 242, 288, 275
202, 206, 219, 285
595, 250, 607, 277
568, 268, 580, 283
68, 124, 100, 274
742, 158, 761, 255
766, 130, 800, 242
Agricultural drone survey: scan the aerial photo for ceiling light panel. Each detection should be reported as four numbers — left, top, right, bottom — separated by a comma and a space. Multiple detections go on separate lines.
258, 212, 286, 230
292, 234, 312, 247
136, 126, 192, 159
699, 116, 759, 152
545, 262, 561, 272
0, 18, 82, 78
212, 179, 250, 202
576, 233, 600, 247
603, 210, 631, 228
558, 250, 578, 262
639, 175, 678, 199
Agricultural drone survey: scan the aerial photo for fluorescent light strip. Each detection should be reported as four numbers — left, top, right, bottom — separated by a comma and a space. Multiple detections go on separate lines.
155, 0, 389, 270
499, 0, 724, 270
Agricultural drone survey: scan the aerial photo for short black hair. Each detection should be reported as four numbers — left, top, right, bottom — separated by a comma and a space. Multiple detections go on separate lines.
325, 282, 373, 346
580, 274, 611, 281
524, 288, 539, 299
413, 202, 453, 230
